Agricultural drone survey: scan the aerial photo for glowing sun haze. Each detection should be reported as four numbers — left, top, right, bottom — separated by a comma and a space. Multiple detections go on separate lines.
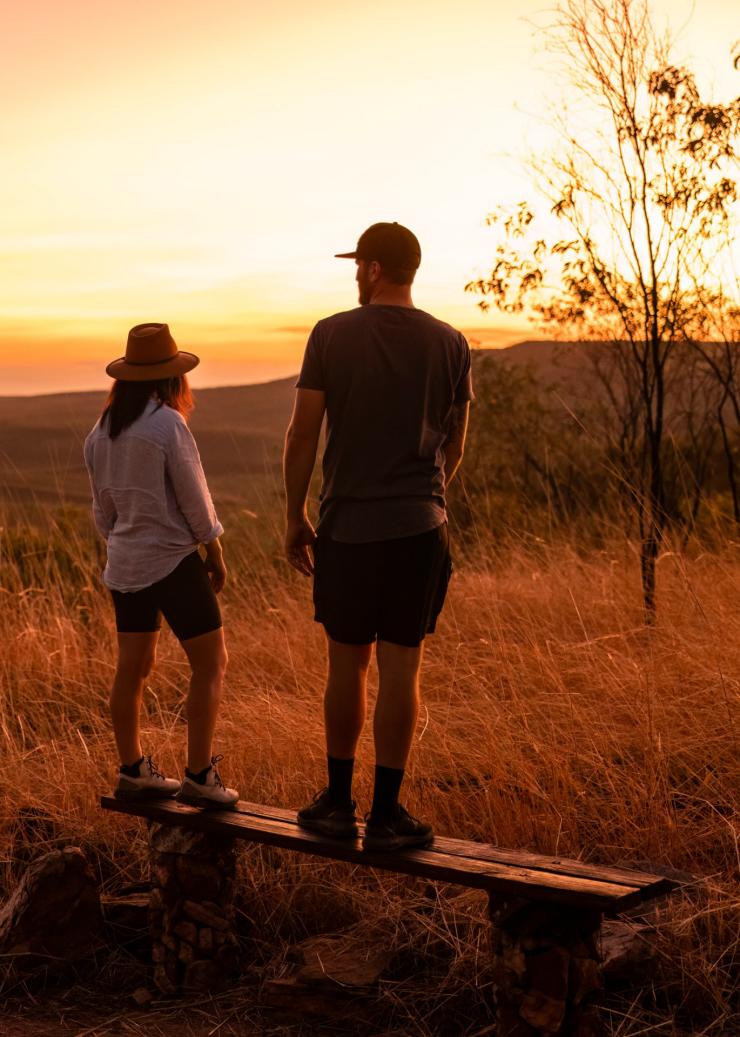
1, 0, 736, 394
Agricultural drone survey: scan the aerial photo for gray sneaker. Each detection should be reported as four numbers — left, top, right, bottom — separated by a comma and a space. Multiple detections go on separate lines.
114, 755, 180, 801
176, 755, 239, 810
297, 788, 359, 839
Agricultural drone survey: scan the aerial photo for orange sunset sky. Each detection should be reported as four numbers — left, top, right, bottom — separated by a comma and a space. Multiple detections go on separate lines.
2, 0, 737, 394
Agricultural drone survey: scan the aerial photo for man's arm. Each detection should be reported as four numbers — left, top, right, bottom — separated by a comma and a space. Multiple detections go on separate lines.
283, 388, 326, 575
443, 402, 470, 486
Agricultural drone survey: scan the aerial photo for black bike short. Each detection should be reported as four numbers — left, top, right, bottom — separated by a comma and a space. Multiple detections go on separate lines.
110, 551, 222, 642
312, 524, 452, 648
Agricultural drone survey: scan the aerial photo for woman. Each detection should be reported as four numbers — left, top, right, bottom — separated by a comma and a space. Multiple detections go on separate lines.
84, 322, 238, 808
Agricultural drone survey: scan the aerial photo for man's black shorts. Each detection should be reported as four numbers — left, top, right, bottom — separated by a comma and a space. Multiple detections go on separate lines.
110, 551, 222, 642
312, 524, 452, 648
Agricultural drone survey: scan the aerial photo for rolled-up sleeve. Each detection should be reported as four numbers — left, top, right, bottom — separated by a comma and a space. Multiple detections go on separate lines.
165, 420, 224, 544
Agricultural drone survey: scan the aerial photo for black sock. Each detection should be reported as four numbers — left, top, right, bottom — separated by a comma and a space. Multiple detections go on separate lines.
370, 765, 405, 823
327, 755, 355, 806
120, 756, 144, 777
185, 764, 211, 785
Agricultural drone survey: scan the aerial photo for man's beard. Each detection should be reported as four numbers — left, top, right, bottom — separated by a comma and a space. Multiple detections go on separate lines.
357, 273, 371, 305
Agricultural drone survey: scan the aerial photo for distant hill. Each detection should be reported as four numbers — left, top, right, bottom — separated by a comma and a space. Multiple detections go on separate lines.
476, 339, 598, 388
0, 339, 629, 514
0, 377, 296, 512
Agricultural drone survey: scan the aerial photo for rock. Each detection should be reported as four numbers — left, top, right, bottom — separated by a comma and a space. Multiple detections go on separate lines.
526, 946, 569, 1002
600, 920, 657, 984
131, 986, 154, 1007
183, 899, 230, 930
295, 934, 392, 988
519, 988, 567, 1033
263, 977, 372, 1021
569, 956, 602, 1005
175, 858, 222, 900
173, 920, 198, 945
153, 962, 178, 995
146, 824, 240, 995
152, 941, 167, 963
164, 950, 180, 986
152, 863, 180, 891
184, 958, 230, 993
502, 941, 527, 981
0, 847, 103, 971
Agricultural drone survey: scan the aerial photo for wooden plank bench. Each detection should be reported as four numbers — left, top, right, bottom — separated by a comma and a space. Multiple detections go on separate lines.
101, 794, 678, 1036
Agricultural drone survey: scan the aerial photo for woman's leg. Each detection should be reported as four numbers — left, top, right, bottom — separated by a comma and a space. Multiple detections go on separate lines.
181, 627, 228, 773
110, 631, 159, 765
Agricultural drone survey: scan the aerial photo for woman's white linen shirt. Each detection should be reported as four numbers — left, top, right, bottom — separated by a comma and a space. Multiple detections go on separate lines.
84, 399, 223, 592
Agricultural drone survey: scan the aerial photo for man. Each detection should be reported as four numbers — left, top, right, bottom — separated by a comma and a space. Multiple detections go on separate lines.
283, 221, 472, 851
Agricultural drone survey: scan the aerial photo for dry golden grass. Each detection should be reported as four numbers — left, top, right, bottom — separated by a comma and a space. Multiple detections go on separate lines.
1, 516, 738, 1034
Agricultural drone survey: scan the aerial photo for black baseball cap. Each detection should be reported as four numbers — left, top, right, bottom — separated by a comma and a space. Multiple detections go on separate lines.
335, 222, 422, 269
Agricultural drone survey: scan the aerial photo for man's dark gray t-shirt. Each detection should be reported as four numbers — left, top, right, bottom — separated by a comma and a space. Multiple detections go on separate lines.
296, 304, 474, 544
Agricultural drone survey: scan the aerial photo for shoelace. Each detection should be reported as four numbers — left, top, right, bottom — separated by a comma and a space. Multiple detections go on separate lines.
145, 756, 166, 780
364, 805, 420, 828
304, 789, 355, 816
210, 754, 226, 790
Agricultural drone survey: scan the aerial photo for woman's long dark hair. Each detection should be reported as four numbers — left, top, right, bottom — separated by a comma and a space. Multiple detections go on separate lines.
101, 376, 194, 439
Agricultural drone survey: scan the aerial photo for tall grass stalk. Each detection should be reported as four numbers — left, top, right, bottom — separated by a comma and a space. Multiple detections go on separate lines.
0, 509, 738, 1033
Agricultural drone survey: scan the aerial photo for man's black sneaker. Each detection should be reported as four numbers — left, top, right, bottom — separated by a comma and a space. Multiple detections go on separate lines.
362, 805, 434, 852
297, 788, 359, 839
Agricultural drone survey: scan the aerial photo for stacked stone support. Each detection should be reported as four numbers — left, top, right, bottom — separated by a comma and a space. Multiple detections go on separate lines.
489, 894, 604, 1037
148, 823, 239, 994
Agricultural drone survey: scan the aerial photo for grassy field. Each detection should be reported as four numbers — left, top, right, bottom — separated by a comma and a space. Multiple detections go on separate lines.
0, 507, 738, 1035
0, 378, 295, 513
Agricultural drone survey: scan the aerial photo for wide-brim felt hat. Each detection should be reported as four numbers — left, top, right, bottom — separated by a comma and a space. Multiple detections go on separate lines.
106, 323, 199, 381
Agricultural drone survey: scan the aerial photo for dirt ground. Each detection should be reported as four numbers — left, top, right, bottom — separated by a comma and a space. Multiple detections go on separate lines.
1, 996, 261, 1037
0, 982, 377, 1037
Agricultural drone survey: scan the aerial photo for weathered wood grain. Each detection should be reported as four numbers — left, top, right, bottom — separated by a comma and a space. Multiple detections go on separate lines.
101, 795, 675, 914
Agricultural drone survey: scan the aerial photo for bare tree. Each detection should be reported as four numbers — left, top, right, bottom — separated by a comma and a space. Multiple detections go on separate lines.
686, 279, 740, 525
468, 0, 739, 618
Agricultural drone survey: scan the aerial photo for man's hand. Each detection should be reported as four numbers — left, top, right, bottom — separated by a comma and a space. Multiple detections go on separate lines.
285, 516, 316, 576
204, 538, 227, 593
